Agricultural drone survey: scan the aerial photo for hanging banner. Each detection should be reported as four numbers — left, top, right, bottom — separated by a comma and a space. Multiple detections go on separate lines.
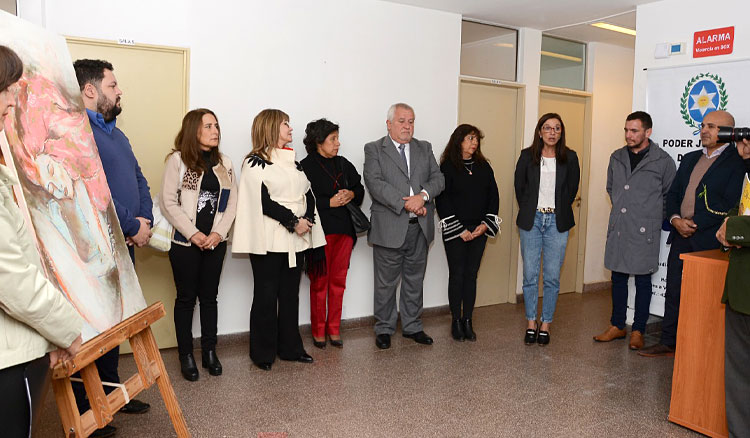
642, 60, 750, 317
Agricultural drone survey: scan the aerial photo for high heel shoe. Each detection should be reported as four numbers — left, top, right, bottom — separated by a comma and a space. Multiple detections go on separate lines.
202, 350, 222, 376
451, 318, 465, 341
328, 335, 343, 348
255, 362, 272, 371
462, 318, 476, 342
313, 337, 326, 349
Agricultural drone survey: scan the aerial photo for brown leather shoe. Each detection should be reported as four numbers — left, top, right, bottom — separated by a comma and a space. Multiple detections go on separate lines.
629, 330, 644, 350
593, 325, 627, 342
637, 343, 675, 357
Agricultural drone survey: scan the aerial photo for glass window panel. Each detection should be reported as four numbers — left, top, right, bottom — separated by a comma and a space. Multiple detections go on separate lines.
460, 21, 517, 82
540, 35, 586, 90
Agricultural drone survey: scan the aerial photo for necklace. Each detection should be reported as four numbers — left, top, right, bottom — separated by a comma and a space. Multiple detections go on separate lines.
463, 160, 474, 175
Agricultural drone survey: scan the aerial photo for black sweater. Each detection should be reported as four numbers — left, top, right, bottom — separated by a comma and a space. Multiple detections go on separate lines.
435, 159, 500, 241
300, 152, 365, 239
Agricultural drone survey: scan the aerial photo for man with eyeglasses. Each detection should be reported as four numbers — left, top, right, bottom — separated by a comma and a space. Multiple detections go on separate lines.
594, 111, 676, 350
640, 110, 746, 357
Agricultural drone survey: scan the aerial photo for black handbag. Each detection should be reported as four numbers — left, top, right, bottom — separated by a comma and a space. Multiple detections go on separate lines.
345, 202, 370, 233
339, 158, 370, 233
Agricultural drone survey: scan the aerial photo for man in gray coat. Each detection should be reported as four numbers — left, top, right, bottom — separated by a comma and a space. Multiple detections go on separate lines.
594, 111, 676, 350
363, 103, 445, 349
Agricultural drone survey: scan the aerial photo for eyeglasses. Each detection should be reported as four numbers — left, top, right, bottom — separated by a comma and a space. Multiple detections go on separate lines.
542, 126, 561, 133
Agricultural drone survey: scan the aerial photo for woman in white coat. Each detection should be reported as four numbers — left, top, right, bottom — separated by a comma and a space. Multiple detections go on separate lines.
0, 44, 83, 438
233, 109, 326, 371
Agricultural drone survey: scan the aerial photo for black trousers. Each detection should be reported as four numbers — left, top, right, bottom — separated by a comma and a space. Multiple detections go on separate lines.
169, 241, 227, 355
73, 249, 136, 413
444, 235, 488, 319
73, 347, 120, 413
725, 305, 750, 438
660, 233, 696, 347
249, 252, 305, 364
0, 355, 49, 438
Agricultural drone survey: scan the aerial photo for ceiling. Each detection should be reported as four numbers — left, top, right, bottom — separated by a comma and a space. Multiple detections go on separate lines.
382, 0, 663, 48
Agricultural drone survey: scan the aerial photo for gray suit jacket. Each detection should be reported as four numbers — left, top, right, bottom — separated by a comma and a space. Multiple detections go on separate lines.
363, 135, 445, 248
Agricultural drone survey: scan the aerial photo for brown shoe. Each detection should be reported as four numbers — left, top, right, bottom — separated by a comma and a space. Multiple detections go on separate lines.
637, 343, 675, 357
629, 331, 644, 350
593, 325, 627, 342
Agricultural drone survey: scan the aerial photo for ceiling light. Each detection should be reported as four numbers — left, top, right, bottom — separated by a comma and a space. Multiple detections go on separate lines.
493, 43, 514, 48
591, 22, 636, 36
540, 50, 582, 63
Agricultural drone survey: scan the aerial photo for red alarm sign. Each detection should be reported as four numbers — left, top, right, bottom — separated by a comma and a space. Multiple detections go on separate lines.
693, 26, 734, 58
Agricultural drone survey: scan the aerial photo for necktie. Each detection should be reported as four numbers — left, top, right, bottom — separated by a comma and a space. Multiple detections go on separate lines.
399, 143, 409, 177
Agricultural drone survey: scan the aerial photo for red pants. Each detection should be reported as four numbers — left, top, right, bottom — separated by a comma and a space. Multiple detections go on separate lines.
310, 234, 354, 338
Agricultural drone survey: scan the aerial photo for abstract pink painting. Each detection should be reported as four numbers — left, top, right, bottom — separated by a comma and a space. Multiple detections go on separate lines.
0, 11, 146, 341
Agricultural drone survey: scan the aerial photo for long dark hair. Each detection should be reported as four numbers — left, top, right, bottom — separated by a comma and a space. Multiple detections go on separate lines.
170, 108, 221, 173
440, 124, 488, 170
529, 113, 568, 165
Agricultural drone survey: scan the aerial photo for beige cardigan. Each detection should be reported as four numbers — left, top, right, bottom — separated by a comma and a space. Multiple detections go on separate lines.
159, 152, 238, 246
232, 148, 325, 267
0, 165, 82, 369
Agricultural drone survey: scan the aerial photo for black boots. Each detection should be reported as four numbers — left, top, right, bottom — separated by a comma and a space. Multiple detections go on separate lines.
179, 353, 199, 381
202, 350, 222, 376
451, 318, 465, 341
452, 318, 476, 341
462, 318, 476, 342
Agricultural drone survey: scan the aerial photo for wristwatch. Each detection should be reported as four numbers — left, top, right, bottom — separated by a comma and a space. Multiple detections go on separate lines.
421, 193, 429, 202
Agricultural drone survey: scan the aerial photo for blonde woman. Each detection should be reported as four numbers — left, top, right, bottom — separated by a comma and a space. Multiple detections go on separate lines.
233, 109, 326, 371
160, 108, 238, 381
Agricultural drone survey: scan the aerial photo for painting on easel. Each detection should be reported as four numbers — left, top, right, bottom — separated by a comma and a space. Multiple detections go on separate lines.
0, 11, 146, 341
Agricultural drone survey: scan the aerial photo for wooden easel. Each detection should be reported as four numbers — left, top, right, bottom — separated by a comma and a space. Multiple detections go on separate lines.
51, 302, 189, 437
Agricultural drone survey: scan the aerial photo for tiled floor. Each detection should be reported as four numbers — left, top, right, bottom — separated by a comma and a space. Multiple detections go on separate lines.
36, 290, 701, 437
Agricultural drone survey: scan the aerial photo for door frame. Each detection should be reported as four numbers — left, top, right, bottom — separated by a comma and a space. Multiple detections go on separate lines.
65, 36, 190, 116
64, 36, 190, 350
458, 76, 526, 304
538, 85, 593, 294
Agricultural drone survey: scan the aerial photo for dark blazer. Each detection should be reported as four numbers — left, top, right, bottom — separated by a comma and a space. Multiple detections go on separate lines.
666, 146, 746, 251
363, 135, 445, 248
723, 214, 750, 315
514, 147, 580, 232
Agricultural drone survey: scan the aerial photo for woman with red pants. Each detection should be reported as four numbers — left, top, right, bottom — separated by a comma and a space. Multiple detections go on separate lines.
301, 119, 365, 348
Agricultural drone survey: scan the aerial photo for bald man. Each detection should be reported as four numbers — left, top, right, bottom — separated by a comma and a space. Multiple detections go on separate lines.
640, 110, 747, 357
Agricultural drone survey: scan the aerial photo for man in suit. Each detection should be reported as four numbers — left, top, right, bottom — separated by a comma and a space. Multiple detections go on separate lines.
363, 103, 445, 349
716, 137, 750, 437
640, 110, 746, 357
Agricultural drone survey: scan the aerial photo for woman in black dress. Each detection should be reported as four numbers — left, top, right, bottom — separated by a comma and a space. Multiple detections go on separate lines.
436, 124, 500, 341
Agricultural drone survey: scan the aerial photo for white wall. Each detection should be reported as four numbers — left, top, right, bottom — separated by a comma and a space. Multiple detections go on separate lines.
583, 42, 635, 284
19, 0, 461, 337
634, 0, 750, 110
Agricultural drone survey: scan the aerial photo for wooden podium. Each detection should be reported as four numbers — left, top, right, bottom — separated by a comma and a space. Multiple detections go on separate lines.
669, 249, 729, 438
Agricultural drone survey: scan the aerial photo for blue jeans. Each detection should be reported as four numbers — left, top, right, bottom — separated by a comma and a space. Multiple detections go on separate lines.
611, 271, 652, 333
520, 211, 569, 323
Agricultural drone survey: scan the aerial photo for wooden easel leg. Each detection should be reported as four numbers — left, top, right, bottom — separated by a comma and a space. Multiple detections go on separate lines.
81, 364, 112, 429
140, 327, 190, 437
52, 377, 83, 438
